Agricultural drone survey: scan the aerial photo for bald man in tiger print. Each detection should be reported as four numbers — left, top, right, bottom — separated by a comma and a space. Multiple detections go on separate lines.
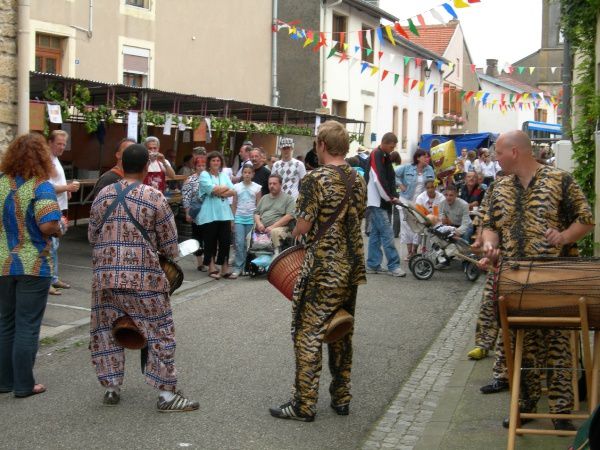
479, 130, 594, 432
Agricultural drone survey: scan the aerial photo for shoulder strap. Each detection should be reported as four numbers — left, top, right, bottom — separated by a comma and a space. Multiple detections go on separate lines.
312, 166, 356, 243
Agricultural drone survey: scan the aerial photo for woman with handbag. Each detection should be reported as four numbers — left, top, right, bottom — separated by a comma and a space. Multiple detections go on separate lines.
181, 155, 207, 271
0, 133, 63, 398
269, 120, 367, 422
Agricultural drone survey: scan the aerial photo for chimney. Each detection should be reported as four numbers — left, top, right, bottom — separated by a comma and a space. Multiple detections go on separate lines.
486, 59, 499, 77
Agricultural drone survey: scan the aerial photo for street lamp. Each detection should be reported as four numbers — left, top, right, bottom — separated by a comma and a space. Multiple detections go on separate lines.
424, 67, 431, 79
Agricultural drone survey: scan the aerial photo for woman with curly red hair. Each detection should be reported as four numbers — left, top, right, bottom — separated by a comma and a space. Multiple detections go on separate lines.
0, 133, 63, 398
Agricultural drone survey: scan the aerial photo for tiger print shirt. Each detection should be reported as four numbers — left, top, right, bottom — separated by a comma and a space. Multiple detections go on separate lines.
295, 164, 367, 288
481, 165, 593, 257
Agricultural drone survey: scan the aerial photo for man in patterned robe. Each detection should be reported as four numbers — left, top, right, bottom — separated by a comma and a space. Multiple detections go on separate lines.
88, 144, 198, 412
479, 130, 594, 431
270, 120, 367, 422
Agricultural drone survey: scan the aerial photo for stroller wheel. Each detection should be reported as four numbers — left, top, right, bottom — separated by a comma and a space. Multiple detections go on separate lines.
411, 256, 435, 280
408, 253, 421, 272
464, 261, 481, 282
249, 263, 259, 278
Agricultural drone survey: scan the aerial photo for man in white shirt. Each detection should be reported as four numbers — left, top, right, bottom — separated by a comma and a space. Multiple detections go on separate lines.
270, 137, 306, 199
232, 141, 253, 182
48, 130, 81, 295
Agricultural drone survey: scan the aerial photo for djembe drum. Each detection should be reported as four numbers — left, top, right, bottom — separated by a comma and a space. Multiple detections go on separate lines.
268, 245, 354, 343
494, 257, 600, 449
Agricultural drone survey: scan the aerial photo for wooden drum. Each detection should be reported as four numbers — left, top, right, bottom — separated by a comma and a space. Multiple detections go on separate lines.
160, 256, 184, 296
268, 245, 354, 342
495, 257, 600, 329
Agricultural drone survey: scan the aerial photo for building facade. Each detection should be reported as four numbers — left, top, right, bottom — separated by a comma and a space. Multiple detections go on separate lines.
0, 0, 17, 153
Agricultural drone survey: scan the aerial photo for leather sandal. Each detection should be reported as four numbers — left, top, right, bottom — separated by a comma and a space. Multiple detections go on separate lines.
52, 280, 71, 289
48, 286, 62, 296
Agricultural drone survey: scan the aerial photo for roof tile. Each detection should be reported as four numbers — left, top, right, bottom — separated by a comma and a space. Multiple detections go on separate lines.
411, 23, 458, 56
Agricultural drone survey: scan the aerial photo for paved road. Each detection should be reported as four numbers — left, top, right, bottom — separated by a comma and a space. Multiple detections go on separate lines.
2, 227, 478, 450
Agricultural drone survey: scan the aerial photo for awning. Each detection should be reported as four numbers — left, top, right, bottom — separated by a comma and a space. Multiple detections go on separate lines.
523, 121, 562, 134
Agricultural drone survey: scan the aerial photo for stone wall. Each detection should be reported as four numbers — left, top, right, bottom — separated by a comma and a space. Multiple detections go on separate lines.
0, 0, 17, 154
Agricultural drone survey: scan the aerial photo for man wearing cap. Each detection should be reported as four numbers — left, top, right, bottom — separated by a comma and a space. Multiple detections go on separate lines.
271, 137, 307, 199
233, 141, 253, 182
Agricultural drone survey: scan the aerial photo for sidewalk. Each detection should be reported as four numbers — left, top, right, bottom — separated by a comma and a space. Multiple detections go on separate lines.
362, 282, 582, 450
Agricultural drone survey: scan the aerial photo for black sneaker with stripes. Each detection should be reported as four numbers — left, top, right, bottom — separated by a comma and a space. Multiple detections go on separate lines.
269, 400, 315, 422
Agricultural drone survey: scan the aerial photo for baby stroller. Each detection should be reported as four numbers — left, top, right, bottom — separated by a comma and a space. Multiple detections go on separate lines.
244, 227, 293, 278
397, 199, 481, 282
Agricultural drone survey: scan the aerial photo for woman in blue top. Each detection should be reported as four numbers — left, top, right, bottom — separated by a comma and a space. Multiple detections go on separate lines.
0, 134, 63, 398
198, 152, 235, 279
395, 149, 435, 259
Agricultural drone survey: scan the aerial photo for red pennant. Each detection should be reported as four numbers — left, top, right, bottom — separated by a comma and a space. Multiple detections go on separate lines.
394, 22, 410, 40
416, 14, 426, 27
410, 79, 418, 90
508, 65, 515, 74
468, 0, 480, 2
500, 93, 505, 103
338, 52, 348, 63
443, 86, 450, 94
404, 77, 410, 88
378, 51, 384, 60
357, 30, 363, 49
465, 91, 474, 102
313, 32, 327, 52
470, 64, 475, 73
415, 58, 422, 67
381, 70, 389, 81
515, 94, 522, 103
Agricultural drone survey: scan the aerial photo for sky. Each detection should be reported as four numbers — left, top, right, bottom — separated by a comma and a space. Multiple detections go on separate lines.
378, 0, 543, 68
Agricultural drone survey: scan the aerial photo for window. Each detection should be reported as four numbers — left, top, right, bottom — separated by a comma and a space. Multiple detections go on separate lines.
392, 106, 399, 136
418, 112, 424, 137
332, 100, 347, 118
35, 33, 64, 74
534, 108, 548, 123
443, 83, 462, 116
401, 109, 408, 149
332, 14, 347, 54
126, 0, 148, 7
122, 45, 150, 87
361, 25, 374, 63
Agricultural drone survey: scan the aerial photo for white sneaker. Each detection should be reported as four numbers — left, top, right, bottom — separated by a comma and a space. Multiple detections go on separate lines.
389, 267, 406, 277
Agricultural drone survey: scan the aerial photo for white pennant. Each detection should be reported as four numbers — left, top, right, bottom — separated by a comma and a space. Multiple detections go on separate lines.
426, 59, 433, 69
389, 54, 395, 63
429, 8, 446, 24
529, 66, 535, 75
550, 66, 557, 74
365, 29, 372, 49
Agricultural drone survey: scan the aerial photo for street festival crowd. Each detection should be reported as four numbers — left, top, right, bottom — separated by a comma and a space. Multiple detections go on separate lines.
0, 123, 594, 431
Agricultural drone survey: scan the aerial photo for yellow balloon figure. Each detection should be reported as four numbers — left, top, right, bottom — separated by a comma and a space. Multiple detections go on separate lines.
430, 140, 457, 182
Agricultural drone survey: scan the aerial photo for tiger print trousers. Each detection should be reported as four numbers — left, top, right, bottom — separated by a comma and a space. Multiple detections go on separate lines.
477, 277, 573, 412
291, 284, 358, 417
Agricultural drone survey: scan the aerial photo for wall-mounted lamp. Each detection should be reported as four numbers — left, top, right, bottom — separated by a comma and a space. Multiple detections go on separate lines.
424, 67, 432, 79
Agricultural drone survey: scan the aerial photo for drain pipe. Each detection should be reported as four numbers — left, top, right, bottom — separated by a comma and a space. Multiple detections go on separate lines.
17, 0, 30, 134
271, 0, 279, 106
71, 0, 93, 38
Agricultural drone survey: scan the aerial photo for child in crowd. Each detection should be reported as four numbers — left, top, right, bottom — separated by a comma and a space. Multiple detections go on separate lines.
231, 164, 262, 278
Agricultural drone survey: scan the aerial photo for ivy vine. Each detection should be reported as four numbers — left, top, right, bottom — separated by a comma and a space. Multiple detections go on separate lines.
561, 0, 600, 255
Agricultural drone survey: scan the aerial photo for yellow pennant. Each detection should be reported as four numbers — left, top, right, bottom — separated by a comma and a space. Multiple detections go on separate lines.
370, 66, 379, 76
528, 67, 535, 75
454, 0, 470, 7
417, 81, 424, 91
475, 91, 483, 101
523, 93, 530, 100
385, 25, 396, 46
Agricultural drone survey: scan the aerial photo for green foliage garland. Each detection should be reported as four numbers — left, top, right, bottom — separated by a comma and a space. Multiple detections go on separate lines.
561, 0, 600, 255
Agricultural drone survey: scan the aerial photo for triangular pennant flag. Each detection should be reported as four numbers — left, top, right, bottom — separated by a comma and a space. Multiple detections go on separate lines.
343, 42, 349, 52
410, 79, 418, 90
470, 64, 475, 73
500, 93, 505, 103
357, 30, 363, 49
338, 52, 348, 63
468, 0, 481, 2
366, 48, 373, 56
394, 73, 400, 85
404, 56, 411, 65
376, 27, 384, 44
482, 92, 490, 105
415, 58, 422, 67
365, 28, 372, 48
313, 32, 327, 52
384, 25, 396, 45
290, 30, 300, 40
509, 93, 514, 103
459, 90, 466, 99
441, 3, 458, 19
550, 66, 557, 74
394, 22, 410, 40
538, 92, 544, 101
519, 103, 523, 110
518, 66, 525, 74
417, 80, 424, 91
381, 70, 389, 81
427, 83, 434, 94
454, 0, 469, 8
407, 18, 419, 36
523, 93, 529, 100
288, 26, 296, 35
327, 45, 337, 59
529, 67, 535, 75
436, 60, 443, 71
404, 77, 410, 89
430, 8, 446, 24
474, 91, 482, 101
354, 45, 360, 54
361, 62, 369, 74
378, 51, 384, 60
515, 94, 522, 103
303, 30, 314, 48
426, 59, 433, 69
370, 66, 379, 76
448, 62, 454, 70
416, 14, 426, 27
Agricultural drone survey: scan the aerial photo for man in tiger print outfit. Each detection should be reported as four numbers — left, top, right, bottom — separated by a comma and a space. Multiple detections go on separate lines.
479, 130, 594, 431
270, 120, 367, 422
